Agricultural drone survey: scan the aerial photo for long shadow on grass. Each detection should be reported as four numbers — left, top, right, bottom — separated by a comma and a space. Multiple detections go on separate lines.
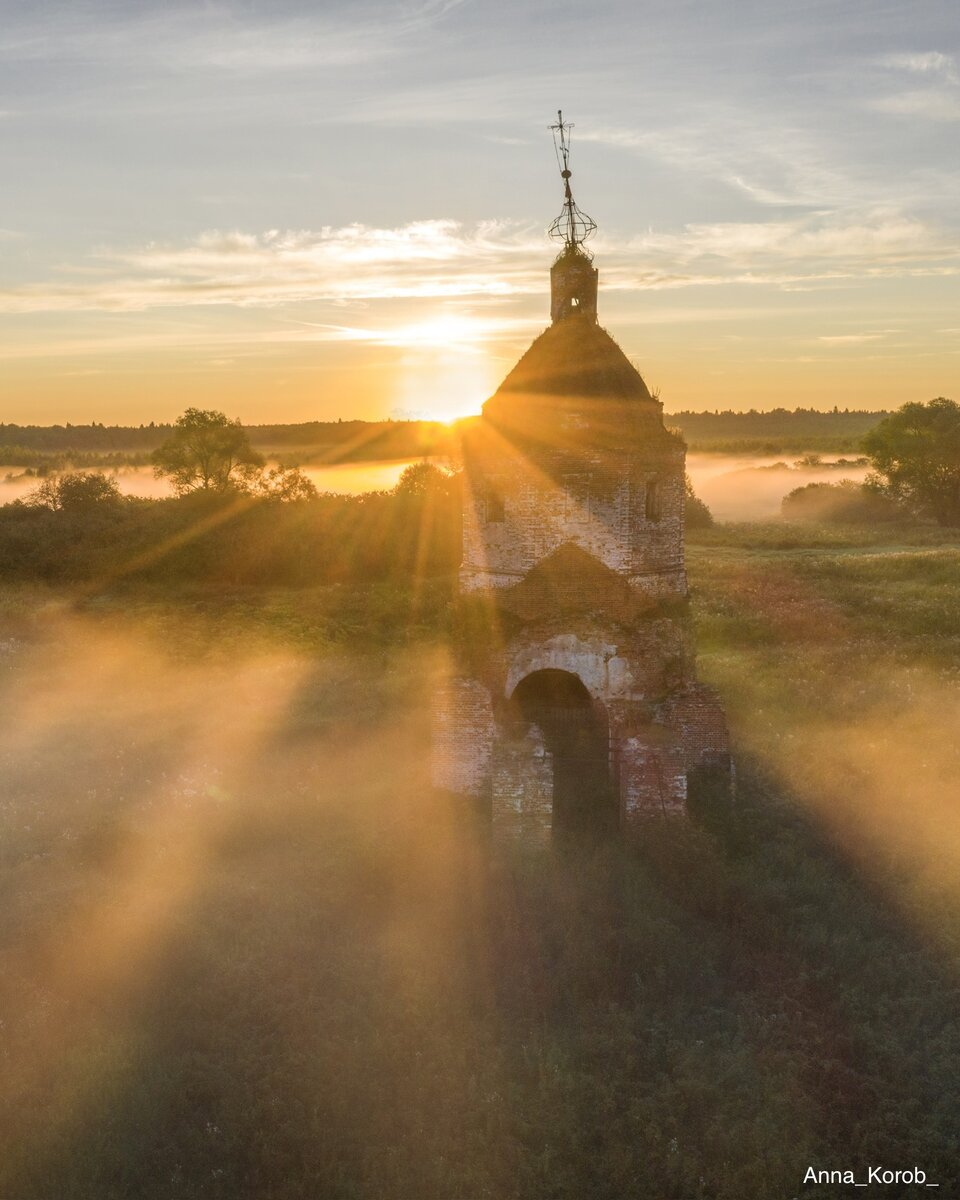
8, 761, 960, 1200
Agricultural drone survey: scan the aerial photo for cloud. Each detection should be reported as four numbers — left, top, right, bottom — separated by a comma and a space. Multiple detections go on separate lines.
869, 89, 960, 122
625, 208, 956, 271
871, 50, 960, 121
0, 1, 470, 73
817, 333, 886, 345
0, 221, 546, 314
580, 117, 855, 209
582, 95, 960, 214
0, 205, 955, 319
331, 72, 578, 126
294, 312, 528, 349
878, 51, 958, 82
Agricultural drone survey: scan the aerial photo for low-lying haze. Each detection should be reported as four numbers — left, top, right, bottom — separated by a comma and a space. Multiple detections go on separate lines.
0, 454, 871, 522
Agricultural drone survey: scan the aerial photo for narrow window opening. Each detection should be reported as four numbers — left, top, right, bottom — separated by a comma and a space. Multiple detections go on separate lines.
645, 480, 661, 522
487, 491, 505, 523
562, 472, 591, 523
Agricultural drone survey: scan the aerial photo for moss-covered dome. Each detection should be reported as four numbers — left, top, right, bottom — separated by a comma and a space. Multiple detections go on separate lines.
485, 316, 654, 409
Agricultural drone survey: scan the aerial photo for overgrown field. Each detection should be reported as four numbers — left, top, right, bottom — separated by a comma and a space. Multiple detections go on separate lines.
2, 523, 960, 1199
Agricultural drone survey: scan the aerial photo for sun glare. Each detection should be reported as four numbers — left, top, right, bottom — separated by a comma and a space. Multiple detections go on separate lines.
387, 314, 487, 350
379, 314, 503, 422
392, 355, 495, 423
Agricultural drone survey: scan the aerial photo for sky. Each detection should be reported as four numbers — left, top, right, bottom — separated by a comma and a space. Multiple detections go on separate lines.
0, 0, 958, 425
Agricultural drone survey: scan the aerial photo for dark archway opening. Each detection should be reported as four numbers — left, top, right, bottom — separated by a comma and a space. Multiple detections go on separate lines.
509, 669, 616, 838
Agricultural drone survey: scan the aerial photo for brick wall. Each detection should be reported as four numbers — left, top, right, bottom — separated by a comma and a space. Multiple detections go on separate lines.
661, 684, 731, 771
490, 724, 554, 846
432, 677, 495, 798
618, 736, 687, 829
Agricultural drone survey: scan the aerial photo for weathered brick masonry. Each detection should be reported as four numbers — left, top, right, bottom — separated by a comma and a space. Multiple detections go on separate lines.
433, 242, 732, 842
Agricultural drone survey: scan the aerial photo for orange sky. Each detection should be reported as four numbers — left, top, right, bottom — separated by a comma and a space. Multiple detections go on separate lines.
4, 276, 956, 425
1, 2, 958, 424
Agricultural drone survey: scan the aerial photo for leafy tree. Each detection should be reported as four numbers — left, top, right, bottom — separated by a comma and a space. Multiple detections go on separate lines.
863, 397, 960, 526
393, 461, 457, 498
684, 474, 713, 528
25, 470, 122, 512
246, 465, 319, 502
152, 408, 263, 495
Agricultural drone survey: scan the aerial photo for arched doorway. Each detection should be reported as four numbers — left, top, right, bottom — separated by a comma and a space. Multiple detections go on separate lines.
508, 669, 615, 837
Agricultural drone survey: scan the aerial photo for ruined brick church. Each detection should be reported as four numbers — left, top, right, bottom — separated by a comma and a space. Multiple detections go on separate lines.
433, 114, 731, 842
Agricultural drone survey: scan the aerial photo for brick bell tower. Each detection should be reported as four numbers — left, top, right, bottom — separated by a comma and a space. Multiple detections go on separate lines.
433, 113, 731, 844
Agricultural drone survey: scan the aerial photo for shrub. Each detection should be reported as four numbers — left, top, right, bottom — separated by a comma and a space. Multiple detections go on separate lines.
781, 480, 904, 524
25, 470, 123, 513
685, 475, 714, 528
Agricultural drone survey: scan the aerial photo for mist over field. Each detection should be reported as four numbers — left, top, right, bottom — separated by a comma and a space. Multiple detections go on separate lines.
686, 453, 870, 521
3, 517, 960, 1197
0, 460, 418, 506
2, 452, 872, 522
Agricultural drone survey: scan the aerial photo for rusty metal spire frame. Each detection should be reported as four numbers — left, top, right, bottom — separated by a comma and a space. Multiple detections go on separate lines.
548, 110, 597, 256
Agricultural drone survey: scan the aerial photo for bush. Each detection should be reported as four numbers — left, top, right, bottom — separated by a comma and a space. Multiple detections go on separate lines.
685, 475, 714, 528
781, 480, 904, 524
0, 485, 462, 587
25, 470, 123, 513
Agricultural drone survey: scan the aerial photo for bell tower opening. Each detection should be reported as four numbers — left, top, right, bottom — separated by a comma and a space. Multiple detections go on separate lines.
547, 111, 599, 325
508, 669, 615, 837
550, 244, 599, 323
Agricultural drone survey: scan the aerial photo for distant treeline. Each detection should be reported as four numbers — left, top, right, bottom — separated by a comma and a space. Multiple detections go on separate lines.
668, 407, 889, 452
669, 407, 889, 437
0, 408, 889, 468
684, 435, 872, 454
0, 422, 170, 452
0, 448, 153, 473
0, 420, 454, 465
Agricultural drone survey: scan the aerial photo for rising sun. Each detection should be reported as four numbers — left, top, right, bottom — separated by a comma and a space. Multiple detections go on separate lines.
384, 314, 504, 423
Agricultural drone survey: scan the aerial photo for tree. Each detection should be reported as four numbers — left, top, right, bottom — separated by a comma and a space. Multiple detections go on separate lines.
26, 470, 122, 512
393, 461, 457, 499
246, 465, 318, 502
152, 408, 263, 495
684, 474, 713, 528
862, 397, 960, 526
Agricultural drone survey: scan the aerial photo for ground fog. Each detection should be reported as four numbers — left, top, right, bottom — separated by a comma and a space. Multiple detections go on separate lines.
2, 524, 960, 1198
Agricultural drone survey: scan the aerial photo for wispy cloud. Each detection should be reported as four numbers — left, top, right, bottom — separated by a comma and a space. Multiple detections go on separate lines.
871, 49, 960, 121
2, 204, 955, 319
0, 1, 469, 73
580, 116, 856, 209
817, 333, 887, 345
626, 209, 953, 268
869, 89, 960, 122
0, 221, 545, 314
878, 51, 958, 82
293, 312, 527, 349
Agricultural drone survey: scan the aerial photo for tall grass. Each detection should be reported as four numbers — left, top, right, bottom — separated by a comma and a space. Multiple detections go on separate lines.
2, 520, 960, 1198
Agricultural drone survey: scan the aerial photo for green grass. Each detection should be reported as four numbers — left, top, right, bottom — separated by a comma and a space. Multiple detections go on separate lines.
3, 522, 960, 1199
688, 521, 960, 661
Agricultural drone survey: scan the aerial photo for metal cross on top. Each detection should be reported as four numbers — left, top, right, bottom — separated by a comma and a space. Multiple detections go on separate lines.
548, 109, 597, 252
